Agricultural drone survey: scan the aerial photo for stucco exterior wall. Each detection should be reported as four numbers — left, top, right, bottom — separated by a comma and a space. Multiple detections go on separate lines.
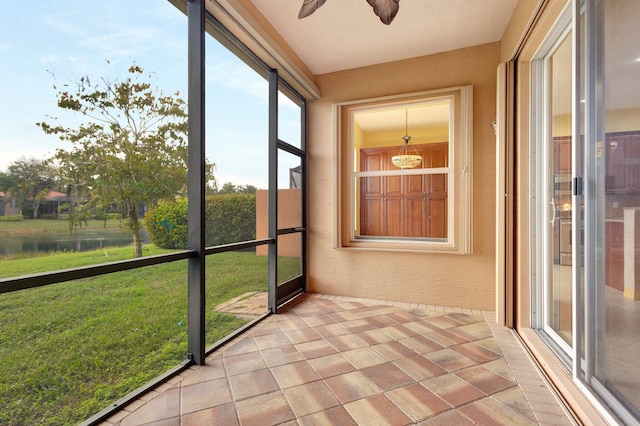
256, 189, 302, 257
307, 42, 501, 310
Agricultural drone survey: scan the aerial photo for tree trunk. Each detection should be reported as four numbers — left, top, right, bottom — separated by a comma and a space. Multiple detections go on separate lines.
128, 204, 143, 258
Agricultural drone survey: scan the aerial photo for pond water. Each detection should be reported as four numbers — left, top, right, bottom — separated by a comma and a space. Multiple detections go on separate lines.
0, 231, 134, 256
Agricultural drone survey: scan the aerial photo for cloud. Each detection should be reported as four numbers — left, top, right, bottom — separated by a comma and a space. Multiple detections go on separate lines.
44, 16, 85, 38
0, 41, 11, 50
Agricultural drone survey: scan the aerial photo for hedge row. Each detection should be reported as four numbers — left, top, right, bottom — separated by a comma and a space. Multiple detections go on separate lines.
0, 214, 24, 222
146, 194, 256, 249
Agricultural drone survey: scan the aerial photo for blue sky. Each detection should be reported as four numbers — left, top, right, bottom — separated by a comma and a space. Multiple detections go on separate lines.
0, 0, 300, 189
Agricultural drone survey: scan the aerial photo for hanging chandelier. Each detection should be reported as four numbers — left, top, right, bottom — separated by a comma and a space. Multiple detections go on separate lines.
391, 109, 422, 169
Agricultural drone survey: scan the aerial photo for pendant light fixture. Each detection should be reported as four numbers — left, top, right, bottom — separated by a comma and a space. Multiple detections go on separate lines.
391, 109, 422, 169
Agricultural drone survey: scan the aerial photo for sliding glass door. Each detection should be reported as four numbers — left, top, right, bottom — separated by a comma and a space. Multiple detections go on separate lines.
531, 1, 640, 422
532, 13, 574, 355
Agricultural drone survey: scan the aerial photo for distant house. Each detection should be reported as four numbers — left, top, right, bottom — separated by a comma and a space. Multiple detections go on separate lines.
0, 191, 20, 216
0, 190, 80, 218
38, 190, 78, 217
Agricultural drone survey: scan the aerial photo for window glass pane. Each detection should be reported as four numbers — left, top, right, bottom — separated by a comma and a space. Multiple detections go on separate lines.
278, 232, 302, 286
0, 262, 188, 425
204, 34, 268, 246
547, 30, 573, 347
0, 1, 187, 264
598, 0, 640, 412
205, 250, 268, 348
352, 103, 450, 240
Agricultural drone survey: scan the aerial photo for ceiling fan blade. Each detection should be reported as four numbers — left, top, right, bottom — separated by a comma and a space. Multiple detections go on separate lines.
298, 0, 327, 19
366, 0, 400, 25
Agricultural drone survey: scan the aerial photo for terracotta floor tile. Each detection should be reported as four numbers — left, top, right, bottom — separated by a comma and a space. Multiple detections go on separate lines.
446, 312, 484, 326
386, 311, 418, 324
181, 378, 232, 414
482, 358, 516, 382
344, 394, 412, 426
372, 340, 418, 361
365, 314, 399, 328
326, 334, 368, 351
296, 339, 338, 359
120, 388, 180, 426
221, 337, 259, 357
449, 322, 493, 341
283, 380, 341, 417
455, 365, 517, 395
399, 335, 444, 354
313, 322, 350, 338
278, 316, 311, 331
491, 387, 537, 423
261, 344, 305, 367
417, 410, 475, 426
424, 348, 477, 372
422, 374, 485, 407
301, 313, 337, 327
451, 342, 501, 364
223, 351, 267, 376
420, 315, 463, 330
297, 406, 357, 426
348, 306, 382, 319
248, 323, 280, 337
393, 354, 448, 381
181, 358, 226, 386
253, 331, 292, 350
425, 329, 470, 347
284, 327, 322, 344
459, 396, 537, 426
355, 328, 395, 345
324, 371, 379, 404
234, 391, 295, 426
341, 346, 388, 369
475, 336, 503, 355
181, 403, 239, 426
307, 353, 356, 379
228, 368, 278, 400
385, 382, 451, 422
380, 324, 421, 340
327, 311, 349, 323
340, 318, 377, 333
104, 295, 572, 426
404, 319, 443, 335
361, 362, 415, 391
271, 360, 320, 388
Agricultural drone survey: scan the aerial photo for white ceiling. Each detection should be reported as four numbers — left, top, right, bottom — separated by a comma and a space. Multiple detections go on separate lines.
250, 0, 519, 75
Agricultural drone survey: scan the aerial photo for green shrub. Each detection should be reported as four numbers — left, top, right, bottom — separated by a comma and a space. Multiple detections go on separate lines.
205, 194, 256, 246
146, 198, 188, 249
145, 195, 256, 249
0, 214, 24, 222
103, 213, 123, 220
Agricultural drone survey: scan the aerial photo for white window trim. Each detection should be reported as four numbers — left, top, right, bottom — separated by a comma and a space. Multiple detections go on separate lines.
334, 86, 473, 254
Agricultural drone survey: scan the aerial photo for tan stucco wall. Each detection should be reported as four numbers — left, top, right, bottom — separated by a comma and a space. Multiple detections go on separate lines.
256, 189, 302, 257
306, 42, 501, 310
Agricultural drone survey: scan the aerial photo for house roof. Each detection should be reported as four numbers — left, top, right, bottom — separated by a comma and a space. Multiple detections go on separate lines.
43, 190, 76, 202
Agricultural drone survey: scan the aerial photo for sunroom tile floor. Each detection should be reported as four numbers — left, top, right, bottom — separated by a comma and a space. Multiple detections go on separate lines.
100, 294, 574, 425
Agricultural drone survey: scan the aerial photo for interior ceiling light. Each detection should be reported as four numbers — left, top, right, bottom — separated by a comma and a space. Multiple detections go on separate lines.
298, 0, 400, 25
391, 109, 422, 169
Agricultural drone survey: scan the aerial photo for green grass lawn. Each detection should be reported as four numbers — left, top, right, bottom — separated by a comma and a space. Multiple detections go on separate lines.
0, 245, 300, 426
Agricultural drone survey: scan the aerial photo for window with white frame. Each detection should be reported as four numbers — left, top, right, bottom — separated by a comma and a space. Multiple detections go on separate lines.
336, 86, 473, 253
